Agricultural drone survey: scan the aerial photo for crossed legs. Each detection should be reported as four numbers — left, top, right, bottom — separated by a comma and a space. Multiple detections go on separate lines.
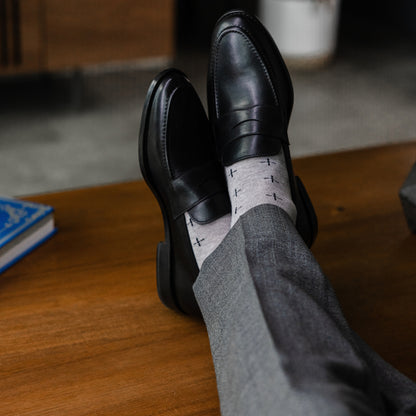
194, 205, 416, 416
139, 9, 416, 415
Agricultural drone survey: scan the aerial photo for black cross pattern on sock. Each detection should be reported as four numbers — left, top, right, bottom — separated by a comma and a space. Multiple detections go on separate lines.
228, 168, 237, 178
193, 237, 205, 247
264, 175, 279, 183
187, 217, 194, 227
234, 205, 243, 215
260, 158, 277, 166
266, 193, 282, 201
234, 188, 241, 198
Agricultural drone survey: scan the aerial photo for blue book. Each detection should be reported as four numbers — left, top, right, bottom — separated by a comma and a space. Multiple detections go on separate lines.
0, 197, 56, 274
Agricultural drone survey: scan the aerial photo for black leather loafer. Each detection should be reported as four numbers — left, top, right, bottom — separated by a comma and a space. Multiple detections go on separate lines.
208, 10, 318, 247
139, 68, 230, 315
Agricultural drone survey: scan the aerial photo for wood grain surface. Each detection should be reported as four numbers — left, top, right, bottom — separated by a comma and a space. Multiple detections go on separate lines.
295, 142, 416, 381
0, 142, 415, 415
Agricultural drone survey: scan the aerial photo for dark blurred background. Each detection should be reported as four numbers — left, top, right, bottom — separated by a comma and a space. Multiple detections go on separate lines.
176, 1, 416, 43
1, 0, 415, 196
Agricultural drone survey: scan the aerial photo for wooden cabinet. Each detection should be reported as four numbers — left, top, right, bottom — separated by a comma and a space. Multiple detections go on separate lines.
45, 0, 174, 70
0, 0, 43, 74
0, 0, 174, 75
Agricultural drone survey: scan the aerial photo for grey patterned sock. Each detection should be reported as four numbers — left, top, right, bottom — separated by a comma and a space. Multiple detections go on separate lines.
225, 152, 297, 227
185, 212, 231, 269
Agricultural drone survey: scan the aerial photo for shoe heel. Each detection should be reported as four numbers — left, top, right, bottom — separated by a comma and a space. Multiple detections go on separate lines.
156, 241, 178, 311
295, 176, 318, 247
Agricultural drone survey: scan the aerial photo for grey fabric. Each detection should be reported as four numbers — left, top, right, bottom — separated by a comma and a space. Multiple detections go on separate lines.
225, 153, 296, 227
185, 212, 231, 269
193, 204, 416, 416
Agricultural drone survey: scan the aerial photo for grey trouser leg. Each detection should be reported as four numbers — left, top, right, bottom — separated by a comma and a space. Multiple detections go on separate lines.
193, 204, 416, 416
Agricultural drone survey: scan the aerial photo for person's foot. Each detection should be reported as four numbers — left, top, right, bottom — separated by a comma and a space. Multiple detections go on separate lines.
139, 69, 231, 315
208, 10, 318, 245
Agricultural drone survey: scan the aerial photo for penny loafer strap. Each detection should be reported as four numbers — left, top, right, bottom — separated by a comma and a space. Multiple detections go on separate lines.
215, 105, 288, 165
171, 161, 229, 221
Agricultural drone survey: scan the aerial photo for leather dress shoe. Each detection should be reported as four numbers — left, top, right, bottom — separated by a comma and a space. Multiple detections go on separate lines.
208, 10, 318, 247
139, 68, 230, 315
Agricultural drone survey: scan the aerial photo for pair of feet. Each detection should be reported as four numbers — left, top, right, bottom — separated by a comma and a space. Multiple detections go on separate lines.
139, 10, 318, 316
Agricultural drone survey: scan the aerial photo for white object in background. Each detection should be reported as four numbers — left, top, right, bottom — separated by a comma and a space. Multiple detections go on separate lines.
259, 0, 341, 67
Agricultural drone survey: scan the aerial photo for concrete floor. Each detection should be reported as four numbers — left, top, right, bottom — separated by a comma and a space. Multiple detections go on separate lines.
1, 21, 415, 197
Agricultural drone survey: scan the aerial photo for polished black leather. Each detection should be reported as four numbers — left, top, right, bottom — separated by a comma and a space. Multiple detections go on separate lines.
215, 105, 289, 165
208, 10, 294, 166
142, 69, 230, 224
208, 10, 318, 248
139, 68, 230, 315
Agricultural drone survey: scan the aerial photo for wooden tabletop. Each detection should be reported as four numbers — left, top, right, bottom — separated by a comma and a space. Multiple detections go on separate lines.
1, 142, 416, 415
